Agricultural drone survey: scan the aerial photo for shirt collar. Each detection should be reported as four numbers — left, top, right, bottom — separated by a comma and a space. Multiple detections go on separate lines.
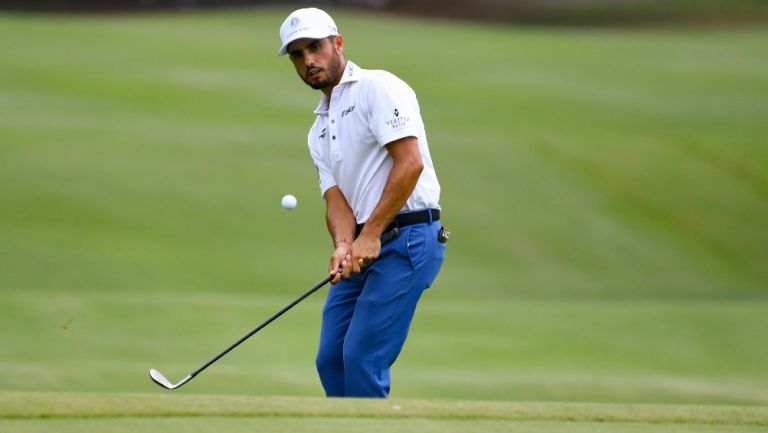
313, 60, 361, 114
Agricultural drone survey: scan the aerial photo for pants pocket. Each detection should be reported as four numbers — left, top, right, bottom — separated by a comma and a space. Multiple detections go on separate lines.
406, 223, 446, 289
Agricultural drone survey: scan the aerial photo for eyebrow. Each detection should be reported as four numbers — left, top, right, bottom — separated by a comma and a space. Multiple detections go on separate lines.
288, 38, 327, 57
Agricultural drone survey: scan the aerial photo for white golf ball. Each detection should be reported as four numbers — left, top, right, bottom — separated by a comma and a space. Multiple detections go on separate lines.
281, 194, 297, 210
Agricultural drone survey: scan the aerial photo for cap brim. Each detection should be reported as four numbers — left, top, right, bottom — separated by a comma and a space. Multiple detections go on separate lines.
277, 31, 338, 56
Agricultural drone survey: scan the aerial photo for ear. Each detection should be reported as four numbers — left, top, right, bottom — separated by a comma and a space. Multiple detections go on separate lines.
333, 35, 344, 54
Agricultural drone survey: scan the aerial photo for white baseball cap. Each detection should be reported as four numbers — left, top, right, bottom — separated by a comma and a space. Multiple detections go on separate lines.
277, 8, 339, 56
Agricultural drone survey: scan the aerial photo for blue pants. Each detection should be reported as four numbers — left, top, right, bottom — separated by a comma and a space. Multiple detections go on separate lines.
315, 221, 446, 398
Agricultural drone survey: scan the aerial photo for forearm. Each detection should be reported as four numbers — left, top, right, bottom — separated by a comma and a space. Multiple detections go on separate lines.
324, 186, 356, 248
323, 186, 356, 282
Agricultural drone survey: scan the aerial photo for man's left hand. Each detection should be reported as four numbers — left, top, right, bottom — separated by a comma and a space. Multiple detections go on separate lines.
345, 234, 381, 276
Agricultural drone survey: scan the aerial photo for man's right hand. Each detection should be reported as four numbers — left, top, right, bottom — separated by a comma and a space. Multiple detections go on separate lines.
329, 242, 351, 284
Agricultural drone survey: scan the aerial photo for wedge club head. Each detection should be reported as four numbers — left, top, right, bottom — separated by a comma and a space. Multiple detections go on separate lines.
149, 368, 192, 390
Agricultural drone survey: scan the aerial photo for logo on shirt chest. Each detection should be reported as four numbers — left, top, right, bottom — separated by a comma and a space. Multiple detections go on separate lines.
341, 104, 356, 117
319, 128, 327, 140
386, 107, 410, 129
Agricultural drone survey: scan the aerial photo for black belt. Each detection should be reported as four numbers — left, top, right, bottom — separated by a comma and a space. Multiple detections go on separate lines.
356, 209, 440, 238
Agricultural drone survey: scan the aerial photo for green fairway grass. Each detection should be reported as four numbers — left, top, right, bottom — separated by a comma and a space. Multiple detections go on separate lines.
0, 6, 767, 429
2, 290, 767, 404
0, 391, 766, 433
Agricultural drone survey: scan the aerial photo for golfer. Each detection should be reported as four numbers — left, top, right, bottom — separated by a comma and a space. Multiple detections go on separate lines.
278, 8, 447, 398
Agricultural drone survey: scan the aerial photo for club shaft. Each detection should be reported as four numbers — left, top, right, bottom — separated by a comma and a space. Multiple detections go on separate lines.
189, 274, 333, 378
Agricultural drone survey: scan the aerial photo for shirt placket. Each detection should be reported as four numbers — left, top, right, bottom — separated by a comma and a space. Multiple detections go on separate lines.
329, 87, 342, 162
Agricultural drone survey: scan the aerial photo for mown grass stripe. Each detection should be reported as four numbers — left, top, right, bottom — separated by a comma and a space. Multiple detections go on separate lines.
1, 392, 766, 426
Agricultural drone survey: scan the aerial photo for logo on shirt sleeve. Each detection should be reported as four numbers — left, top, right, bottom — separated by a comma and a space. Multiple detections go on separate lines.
385, 107, 410, 129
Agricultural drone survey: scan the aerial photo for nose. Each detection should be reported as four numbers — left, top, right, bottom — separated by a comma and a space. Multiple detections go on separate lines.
299, 49, 314, 66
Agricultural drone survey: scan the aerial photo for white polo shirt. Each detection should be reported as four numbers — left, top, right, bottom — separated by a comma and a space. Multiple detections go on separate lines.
307, 61, 441, 224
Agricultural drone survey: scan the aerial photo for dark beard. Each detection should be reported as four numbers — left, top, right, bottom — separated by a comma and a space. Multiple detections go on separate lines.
308, 75, 336, 90
302, 52, 341, 91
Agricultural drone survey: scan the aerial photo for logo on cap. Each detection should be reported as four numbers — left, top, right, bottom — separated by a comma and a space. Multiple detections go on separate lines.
290, 17, 300, 27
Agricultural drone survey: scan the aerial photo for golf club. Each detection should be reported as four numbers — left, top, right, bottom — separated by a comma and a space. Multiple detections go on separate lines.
149, 272, 335, 390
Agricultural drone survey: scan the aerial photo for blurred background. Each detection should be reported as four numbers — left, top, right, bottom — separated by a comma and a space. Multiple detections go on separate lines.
3, 0, 768, 26
1, 0, 767, 404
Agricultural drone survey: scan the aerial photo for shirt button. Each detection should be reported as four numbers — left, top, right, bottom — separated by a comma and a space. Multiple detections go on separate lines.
332, 135, 336, 140
331, 119, 335, 124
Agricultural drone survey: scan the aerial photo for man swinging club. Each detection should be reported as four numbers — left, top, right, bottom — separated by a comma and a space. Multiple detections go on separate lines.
278, 8, 448, 398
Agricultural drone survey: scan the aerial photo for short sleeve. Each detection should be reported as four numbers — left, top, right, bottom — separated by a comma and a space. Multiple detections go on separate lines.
366, 72, 422, 147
